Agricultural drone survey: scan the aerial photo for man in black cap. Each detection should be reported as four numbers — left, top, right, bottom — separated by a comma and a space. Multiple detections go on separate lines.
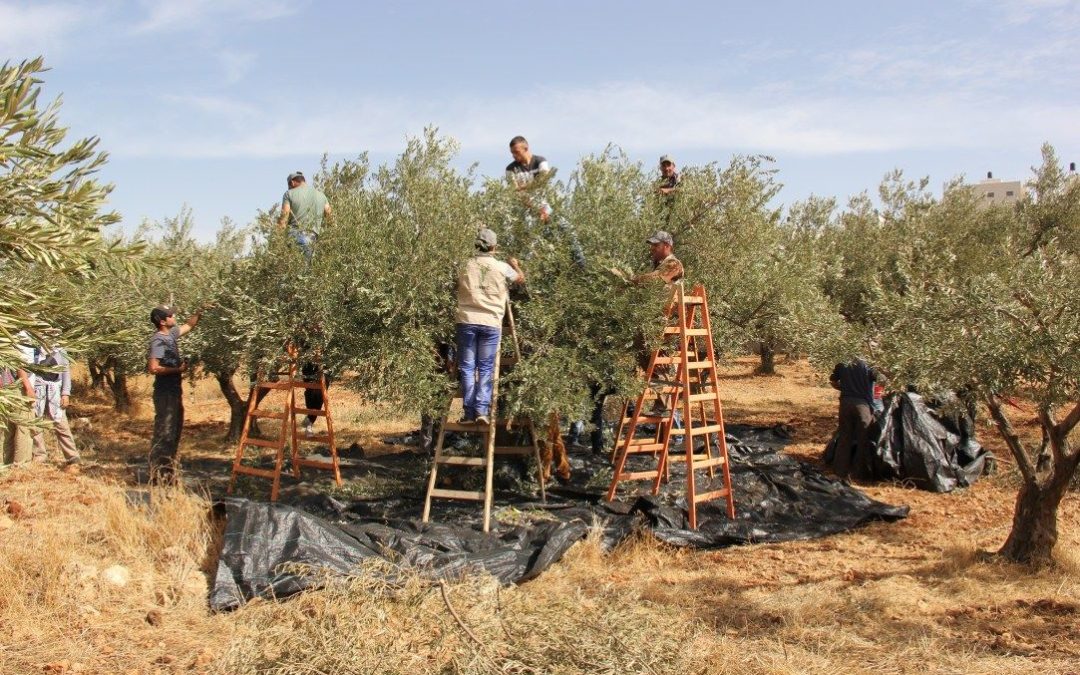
626, 230, 684, 286
146, 304, 204, 484
278, 171, 332, 259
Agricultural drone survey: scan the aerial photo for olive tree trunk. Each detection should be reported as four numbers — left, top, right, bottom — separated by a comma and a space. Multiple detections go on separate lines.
987, 397, 1080, 565
757, 341, 777, 375
215, 369, 253, 443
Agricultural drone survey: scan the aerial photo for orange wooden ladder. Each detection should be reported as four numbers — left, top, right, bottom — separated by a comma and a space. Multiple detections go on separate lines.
422, 303, 546, 532
227, 349, 342, 501
606, 283, 735, 529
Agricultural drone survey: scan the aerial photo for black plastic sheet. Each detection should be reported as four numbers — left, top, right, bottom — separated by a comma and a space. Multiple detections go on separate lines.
824, 392, 992, 492
211, 425, 908, 611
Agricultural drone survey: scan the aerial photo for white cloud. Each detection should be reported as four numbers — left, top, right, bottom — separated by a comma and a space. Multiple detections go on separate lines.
100, 80, 1080, 161
132, 0, 295, 33
0, 1, 87, 58
218, 49, 256, 84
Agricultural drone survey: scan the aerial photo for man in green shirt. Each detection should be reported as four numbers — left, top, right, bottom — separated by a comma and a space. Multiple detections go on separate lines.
277, 171, 332, 259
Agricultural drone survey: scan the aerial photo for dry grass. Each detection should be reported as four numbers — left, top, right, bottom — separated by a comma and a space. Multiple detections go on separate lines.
1, 358, 1078, 674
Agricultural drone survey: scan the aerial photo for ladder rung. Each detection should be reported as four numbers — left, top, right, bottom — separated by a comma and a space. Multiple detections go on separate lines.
652, 356, 683, 365
291, 382, 324, 390
493, 446, 533, 456
243, 437, 283, 448
231, 466, 279, 479
429, 488, 486, 501
442, 421, 488, 432
437, 456, 487, 466
250, 411, 287, 420
687, 360, 713, 369
622, 415, 667, 424
663, 327, 709, 336
292, 407, 327, 416
692, 457, 727, 471
618, 470, 661, 481
642, 388, 681, 398
296, 435, 333, 444
669, 424, 724, 436
682, 295, 705, 304
294, 457, 337, 469
693, 489, 730, 503
687, 393, 717, 402
667, 453, 711, 462
254, 382, 296, 390
626, 440, 664, 450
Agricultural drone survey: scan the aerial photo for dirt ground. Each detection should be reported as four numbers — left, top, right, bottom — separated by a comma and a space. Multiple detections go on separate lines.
1, 357, 1077, 674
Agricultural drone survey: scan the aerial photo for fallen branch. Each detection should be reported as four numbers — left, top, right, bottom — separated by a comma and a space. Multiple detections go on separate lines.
439, 580, 485, 648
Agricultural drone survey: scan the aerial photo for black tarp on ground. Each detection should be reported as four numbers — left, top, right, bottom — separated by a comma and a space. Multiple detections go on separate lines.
211, 425, 909, 611
824, 392, 992, 492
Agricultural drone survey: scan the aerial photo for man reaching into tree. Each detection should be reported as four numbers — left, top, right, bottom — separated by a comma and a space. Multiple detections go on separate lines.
147, 304, 203, 484
278, 170, 332, 260
828, 358, 879, 481
455, 228, 525, 426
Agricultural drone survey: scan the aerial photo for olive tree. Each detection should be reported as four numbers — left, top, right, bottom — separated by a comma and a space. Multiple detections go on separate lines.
834, 146, 1079, 564
0, 58, 141, 420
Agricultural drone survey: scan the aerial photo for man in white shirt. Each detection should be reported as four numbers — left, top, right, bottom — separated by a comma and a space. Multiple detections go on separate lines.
455, 228, 525, 425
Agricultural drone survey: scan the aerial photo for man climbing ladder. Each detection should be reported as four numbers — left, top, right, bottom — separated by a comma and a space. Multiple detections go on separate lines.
423, 227, 540, 531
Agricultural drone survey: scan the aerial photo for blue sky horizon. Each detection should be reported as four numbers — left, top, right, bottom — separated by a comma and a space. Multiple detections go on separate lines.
3, 0, 1078, 240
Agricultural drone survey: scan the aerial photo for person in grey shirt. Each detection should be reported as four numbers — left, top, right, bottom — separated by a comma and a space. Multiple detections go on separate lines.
277, 171, 333, 259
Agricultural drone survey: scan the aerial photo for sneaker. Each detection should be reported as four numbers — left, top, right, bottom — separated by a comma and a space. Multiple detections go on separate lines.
301, 419, 315, 437
456, 416, 475, 426
475, 414, 490, 426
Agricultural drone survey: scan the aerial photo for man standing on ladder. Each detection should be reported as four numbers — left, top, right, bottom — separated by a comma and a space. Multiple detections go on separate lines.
276, 170, 334, 435
456, 228, 525, 426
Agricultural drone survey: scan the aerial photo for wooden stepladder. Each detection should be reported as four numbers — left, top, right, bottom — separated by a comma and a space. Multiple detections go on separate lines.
228, 347, 342, 501
606, 283, 736, 529
422, 304, 546, 533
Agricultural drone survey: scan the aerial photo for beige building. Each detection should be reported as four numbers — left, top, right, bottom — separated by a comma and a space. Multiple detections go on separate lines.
965, 171, 1027, 207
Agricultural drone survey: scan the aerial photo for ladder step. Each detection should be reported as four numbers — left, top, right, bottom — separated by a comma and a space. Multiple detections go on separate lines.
667, 453, 712, 463
682, 295, 705, 304
292, 407, 327, 416
294, 457, 337, 469
254, 382, 296, 390
493, 446, 533, 456
626, 440, 665, 450
693, 489, 730, 503
429, 488, 486, 501
687, 393, 717, 402
249, 411, 287, 420
687, 360, 714, 369
669, 424, 724, 436
296, 434, 333, 444
642, 388, 681, 398
618, 470, 661, 481
692, 457, 727, 471
437, 456, 488, 466
291, 381, 324, 390
243, 437, 283, 449
442, 421, 488, 432
663, 327, 709, 336
622, 415, 667, 424
232, 466, 279, 479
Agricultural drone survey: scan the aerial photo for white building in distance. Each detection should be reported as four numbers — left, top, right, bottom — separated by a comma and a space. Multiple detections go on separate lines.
964, 171, 1027, 207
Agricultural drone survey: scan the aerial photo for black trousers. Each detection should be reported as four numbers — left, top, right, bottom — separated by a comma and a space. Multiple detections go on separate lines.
149, 388, 184, 483
832, 399, 873, 479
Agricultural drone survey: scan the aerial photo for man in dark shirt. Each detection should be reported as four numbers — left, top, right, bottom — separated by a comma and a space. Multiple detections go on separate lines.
506, 136, 552, 222
829, 358, 878, 480
657, 155, 680, 195
147, 304, 203, 484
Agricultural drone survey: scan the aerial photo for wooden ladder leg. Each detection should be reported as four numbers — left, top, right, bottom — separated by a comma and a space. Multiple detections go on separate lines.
609, 399, 630, 463
529, 419, 547, 502
321, 372, 342, 486
273, 388, 293, 501
228, 383, 262, 495
422, 415, 451, 523
606, 389, 650, 501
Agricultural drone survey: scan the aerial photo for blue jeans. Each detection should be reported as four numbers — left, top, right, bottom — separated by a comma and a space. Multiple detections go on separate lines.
456, 323, 501, 419
289, 229, 315, 262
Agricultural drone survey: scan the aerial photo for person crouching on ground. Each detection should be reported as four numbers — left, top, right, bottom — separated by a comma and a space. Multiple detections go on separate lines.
147, 304, 204, 485
455, 228, 525, 426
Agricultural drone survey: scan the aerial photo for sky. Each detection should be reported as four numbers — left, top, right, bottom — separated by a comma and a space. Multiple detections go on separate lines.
3, 0, 1079, 240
